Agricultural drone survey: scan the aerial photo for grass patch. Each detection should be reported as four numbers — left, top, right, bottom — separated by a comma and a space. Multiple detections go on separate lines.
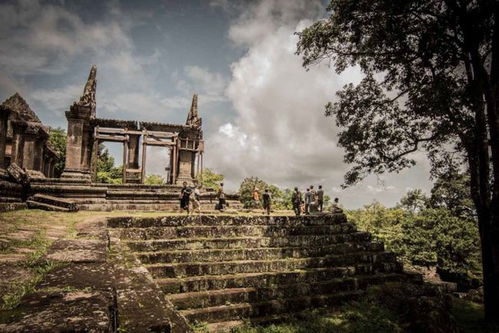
1, 259, 61, 310
451, 298, 499, 333
231, 307, 401, 333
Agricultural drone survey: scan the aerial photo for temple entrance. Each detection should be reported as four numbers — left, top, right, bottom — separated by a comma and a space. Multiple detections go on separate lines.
143, 146, 171, 184
94, 141, 125, 184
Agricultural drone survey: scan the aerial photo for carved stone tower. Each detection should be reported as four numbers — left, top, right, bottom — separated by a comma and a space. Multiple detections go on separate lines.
61, 65, 97, 181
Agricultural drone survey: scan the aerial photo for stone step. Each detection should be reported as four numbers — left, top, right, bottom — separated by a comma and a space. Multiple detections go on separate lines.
179, 290, 365, 323
157, 264, 403, 294
107, 214, 347, 228
136, 242, 384, 264
125, 232, 373, 252
116, 223, 357, 240
30, 193, 79, 211
26, 200, 71, 212
145, 251, 395, 277
169, 272, 406, 311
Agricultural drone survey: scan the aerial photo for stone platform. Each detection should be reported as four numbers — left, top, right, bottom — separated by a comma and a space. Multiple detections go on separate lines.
108, 213, 422, 329
27, 179, 241, 211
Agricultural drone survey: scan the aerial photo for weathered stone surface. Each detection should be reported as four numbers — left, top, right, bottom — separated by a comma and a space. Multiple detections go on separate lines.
0, 290, 114, 333
7, 163, 29, 185
44, 239, 107, 263
1, 93, 41, 123
107, 214, 419, 328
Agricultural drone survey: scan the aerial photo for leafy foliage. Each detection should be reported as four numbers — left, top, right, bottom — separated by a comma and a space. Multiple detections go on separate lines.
347, 181, 482, 287
47, 127, 66, 177
144, 174, 165, 185
95, 144, 122, 184
197, 168, 224, 190
297, 0, 499, 318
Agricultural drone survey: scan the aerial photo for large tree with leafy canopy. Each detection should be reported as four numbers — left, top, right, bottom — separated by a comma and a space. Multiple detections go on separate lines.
297, 0, 499, 320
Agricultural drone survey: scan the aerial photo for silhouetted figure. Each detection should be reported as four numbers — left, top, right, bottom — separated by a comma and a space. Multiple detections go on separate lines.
262, 188, 271, 215
180, 181, 192, 214
217, 182, 226, 211
292, 187, 303, 216
317, 185, 324, 212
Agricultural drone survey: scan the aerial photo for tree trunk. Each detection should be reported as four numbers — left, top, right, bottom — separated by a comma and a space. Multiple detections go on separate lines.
477, 207, 499, 322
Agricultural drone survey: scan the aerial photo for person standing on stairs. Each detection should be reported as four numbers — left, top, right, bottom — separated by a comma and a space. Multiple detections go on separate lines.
292, 187, 302, 216
180, 181, 192, 214
262, 188, 272, 215
317, 185, 324, 212
190, 182, 202, 214
217, 183, 226, 211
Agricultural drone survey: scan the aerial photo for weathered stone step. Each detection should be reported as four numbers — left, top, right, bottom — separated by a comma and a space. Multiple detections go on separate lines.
179, 290, 365, 323
157, 263, 402, 294
29, 194, 78, 211
26, 200, 71, 212
116, 223, 357, 240
125, 232, 373, 252
145, 251, 395, 278
169, 273, 406, 310
137, 242, 384, 264
108, 214, 347, 228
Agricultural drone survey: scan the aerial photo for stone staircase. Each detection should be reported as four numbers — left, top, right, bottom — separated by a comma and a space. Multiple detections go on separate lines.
26, 193, 79, 212
107, 214, 419, 329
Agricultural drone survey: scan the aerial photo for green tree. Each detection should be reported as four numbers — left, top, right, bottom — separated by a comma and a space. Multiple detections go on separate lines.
397, 189, 429, 214
144, 174, 166, 185
48, 127, 66, 177
238, 177, 294, 210
297, 0, 499, 319
197, 168, 224, 190
430, 170, 475, 220
95, 144, 122, 184
239, 177, 268, 208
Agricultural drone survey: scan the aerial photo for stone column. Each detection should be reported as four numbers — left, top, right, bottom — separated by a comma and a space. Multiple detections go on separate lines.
61, 105, 93, 181
10, 121, 26, 167
127, 135, 140, 169
22, 125, 45, 178
0, 109, 9, 170
176, 150, 195, 185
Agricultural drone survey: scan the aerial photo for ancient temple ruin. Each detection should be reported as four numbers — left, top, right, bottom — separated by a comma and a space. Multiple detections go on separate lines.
0, 93, 59, 179
62, 65, 204, 185
0, 66, 233, 211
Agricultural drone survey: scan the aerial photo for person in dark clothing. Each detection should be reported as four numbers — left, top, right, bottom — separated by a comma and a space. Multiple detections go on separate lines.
317, 185, 324, 212
262, 188, 272, 215
179, 181, 192, 214
217, 182, 226, 211
291, 187, 302, 216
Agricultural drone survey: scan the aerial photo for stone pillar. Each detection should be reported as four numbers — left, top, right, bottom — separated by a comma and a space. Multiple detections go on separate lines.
0, 109, 9, 170
22, 125, 46, 178
176, 150, 195, 185
61, 105, 93, 181
127, 135, 140, 169
10, 121, 26, 167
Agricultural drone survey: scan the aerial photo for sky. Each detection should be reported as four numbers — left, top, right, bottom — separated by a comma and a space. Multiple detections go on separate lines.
0, 0, 433, 208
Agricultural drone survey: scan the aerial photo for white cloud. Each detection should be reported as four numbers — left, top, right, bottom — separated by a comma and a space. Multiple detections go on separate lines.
205, 0, 433, 207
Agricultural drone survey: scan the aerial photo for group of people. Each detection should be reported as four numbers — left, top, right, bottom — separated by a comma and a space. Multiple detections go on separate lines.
179, 181, 202, 214
251, 188, 273, 215
180, 181, 227, 214
252, 185, 343, 216
291, 185, 343, 216
181, 182, 343, 216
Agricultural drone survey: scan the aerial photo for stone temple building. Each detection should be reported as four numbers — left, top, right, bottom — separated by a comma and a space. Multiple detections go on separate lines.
61, 65, 204, 185
0, 93, 59, 179
0, 66, 237, 211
